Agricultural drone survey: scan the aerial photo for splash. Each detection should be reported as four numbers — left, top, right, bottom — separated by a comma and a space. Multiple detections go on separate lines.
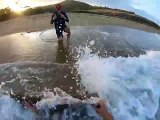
35, 88, 102, 119
76, 47, 160, 120
0, 92, 35, 120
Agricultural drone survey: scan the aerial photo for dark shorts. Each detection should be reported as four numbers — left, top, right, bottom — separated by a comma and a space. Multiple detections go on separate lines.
55, 24, 67, 38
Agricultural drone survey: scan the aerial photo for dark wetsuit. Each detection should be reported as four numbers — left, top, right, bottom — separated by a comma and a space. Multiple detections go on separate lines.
50, 11, 69, 38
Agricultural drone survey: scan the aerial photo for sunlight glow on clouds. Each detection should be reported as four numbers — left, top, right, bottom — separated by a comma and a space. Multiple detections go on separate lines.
0, 0, 64, 9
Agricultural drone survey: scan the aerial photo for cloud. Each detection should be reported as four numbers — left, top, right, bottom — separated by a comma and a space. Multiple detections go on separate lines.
22, 0, 64, 7
131, 0, 160, 20
0, 0, 64, 8
75, 0, 107, 6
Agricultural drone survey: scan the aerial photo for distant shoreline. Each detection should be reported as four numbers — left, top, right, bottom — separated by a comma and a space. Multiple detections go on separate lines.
72, 10, 160, 30
0, 13, 160, 37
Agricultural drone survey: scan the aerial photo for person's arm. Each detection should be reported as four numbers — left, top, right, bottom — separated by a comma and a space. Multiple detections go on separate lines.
61, 12, 69, 22
96, 100, 114, 120
50, 13, 56, 24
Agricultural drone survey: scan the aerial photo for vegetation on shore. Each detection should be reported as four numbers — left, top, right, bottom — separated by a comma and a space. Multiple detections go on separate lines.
73, 10, 160, 29
0, 8, 17, 21
0, 0, 159, 29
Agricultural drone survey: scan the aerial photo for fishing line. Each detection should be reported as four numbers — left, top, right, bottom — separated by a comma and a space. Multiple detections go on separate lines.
39, 31, 57, 42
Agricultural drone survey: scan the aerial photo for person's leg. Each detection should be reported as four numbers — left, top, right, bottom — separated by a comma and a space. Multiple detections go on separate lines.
64, 25, 71, 39
58, 36, 63, 41
56, 30, 63, 42
57, 35, 64, 46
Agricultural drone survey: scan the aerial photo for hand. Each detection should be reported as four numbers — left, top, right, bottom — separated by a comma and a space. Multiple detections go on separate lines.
53, 14, 57, 20
96, 100, 114, 120
60, 14, 65, 19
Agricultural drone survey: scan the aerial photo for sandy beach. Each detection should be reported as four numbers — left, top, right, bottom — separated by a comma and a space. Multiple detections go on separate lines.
0, 13, 160, 37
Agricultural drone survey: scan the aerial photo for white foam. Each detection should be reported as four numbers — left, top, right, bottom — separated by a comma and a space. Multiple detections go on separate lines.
0, 93, 35, 120
90, 40, 95, 46
36, 88, 81, 110
76, 47, 160, 120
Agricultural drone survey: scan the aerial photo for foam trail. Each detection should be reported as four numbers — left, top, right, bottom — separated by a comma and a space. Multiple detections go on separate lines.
76, 47, 160, 120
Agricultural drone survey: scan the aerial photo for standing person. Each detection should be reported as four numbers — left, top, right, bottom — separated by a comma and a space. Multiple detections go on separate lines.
50, 4, 71, 43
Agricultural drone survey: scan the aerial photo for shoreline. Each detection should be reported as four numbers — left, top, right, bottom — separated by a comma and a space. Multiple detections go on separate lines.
0, 13, 160, 37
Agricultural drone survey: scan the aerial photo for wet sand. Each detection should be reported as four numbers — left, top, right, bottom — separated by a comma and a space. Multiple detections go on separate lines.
0, 28, 84, 98
0, 13, 159, 37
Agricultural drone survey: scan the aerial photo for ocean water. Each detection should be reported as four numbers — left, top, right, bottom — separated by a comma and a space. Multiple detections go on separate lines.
76, 47, 160, 120
0, 25, 160, 119
0, 48, 160, 120
0, 92, 35, 120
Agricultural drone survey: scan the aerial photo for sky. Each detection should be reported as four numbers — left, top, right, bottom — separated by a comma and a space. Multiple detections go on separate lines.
0, 0, 64, 10
0, 0, 60, 8
0, 0, 159, 24
78, 0, 160, 24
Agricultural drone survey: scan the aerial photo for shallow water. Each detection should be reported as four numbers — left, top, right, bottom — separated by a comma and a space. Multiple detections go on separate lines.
0, 25, 160, 64
0, 25, 160, 119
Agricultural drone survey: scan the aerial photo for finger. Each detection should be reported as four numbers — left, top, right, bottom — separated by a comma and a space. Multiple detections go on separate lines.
95, 104, 101, 108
